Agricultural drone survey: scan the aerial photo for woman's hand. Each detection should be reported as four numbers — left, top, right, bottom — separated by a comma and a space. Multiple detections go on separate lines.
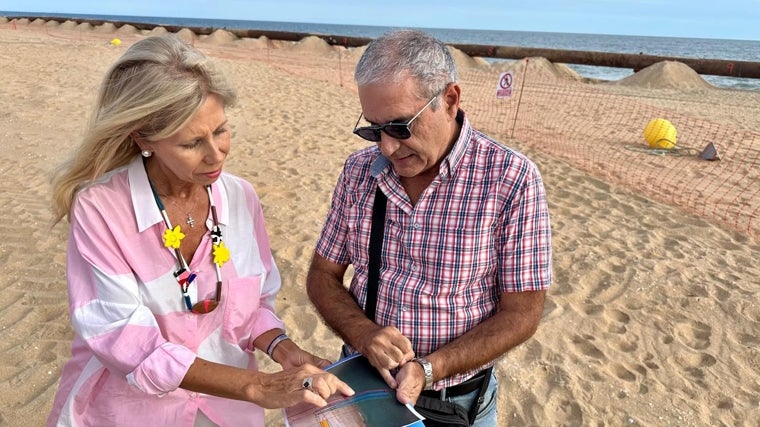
272, 338, 332, 369
181, 359, 354, 410
245, 364, 354, 409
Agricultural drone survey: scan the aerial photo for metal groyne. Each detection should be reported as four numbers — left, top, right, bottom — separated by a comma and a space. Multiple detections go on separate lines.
6, 15, 760, 79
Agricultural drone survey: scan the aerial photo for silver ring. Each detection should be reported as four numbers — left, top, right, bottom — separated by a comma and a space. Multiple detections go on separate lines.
302, 376, 314, 390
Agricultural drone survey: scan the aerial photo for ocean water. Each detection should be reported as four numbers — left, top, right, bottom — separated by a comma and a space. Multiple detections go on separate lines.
3, 11, 759, 90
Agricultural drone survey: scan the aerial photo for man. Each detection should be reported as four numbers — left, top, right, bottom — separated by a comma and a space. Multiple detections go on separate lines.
306, 29, 552, 426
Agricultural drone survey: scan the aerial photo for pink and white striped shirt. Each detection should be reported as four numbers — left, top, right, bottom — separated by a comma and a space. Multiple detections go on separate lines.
316, 110, 552, 390
47, 156, 285, 427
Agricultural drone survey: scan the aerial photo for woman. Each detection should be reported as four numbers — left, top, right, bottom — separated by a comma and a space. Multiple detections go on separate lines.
47, 34, 352, 426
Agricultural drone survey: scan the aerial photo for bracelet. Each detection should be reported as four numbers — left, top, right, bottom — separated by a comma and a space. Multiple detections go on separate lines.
266, 333, 290, 360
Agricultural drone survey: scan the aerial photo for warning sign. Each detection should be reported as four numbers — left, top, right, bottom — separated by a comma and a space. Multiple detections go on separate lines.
495, 71, 513, 98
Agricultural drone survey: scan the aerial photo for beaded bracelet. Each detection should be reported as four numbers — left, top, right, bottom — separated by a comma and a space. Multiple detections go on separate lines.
266, 333, 290, 361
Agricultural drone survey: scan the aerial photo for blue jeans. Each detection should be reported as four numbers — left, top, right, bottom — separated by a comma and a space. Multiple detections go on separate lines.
431, 371, 499, 427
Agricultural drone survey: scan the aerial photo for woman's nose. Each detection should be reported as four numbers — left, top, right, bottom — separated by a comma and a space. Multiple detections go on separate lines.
205, 138, 227, 163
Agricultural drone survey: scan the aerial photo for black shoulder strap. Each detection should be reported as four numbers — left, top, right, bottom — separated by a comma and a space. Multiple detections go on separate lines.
467, 366, 493, 424
365, 186, 387, 321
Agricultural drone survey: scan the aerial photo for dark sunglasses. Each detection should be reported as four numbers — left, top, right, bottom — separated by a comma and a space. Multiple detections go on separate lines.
353, 92, 440, 142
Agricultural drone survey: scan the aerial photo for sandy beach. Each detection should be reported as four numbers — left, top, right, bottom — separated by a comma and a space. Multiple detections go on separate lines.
0, 19, 758, 426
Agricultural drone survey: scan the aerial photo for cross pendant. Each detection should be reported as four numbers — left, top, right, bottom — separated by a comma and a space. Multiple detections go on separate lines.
186, 214, 195, 228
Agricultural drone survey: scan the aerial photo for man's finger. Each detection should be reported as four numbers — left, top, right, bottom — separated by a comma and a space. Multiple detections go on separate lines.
379, 368, 398, 389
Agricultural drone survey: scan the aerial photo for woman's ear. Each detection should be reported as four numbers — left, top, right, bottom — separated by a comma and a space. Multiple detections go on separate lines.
131, 131, 147, 151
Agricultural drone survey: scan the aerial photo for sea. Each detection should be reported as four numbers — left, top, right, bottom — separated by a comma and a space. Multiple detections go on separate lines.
3, 11, 760, 91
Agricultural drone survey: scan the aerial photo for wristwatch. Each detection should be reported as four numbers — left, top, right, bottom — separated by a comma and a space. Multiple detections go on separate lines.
413, 357, 434, 390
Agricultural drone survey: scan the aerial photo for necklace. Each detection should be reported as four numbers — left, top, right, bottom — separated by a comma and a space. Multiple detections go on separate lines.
157, 188, 201, 228
147, 181, 231, 314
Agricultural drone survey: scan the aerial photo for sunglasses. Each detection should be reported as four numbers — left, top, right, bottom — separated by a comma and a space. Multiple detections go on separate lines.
353, 92, 440, 142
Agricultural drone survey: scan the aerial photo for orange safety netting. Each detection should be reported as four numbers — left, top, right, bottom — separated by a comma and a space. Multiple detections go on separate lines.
242, 45, 760, 240
9, 20, 759, 239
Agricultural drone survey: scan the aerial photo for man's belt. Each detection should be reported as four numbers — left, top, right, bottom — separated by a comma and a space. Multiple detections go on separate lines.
420, 367, 491, 398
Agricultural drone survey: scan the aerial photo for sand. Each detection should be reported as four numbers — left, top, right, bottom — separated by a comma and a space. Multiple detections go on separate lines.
0, 19, 758, 427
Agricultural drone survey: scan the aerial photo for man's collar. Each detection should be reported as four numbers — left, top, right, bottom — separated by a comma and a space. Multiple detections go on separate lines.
438, 109, 468, 179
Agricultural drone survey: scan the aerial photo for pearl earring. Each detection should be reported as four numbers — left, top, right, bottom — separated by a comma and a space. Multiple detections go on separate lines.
141, 150, 152, 158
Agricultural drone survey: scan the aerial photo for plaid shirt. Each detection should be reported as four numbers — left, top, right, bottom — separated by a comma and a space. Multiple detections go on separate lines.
316, 110, 552, 389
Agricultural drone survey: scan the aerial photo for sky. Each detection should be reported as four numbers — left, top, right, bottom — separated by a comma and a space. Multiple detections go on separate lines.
2, 0, 759, 41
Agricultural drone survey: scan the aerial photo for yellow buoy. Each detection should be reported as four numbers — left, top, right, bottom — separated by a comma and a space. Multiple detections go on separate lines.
643, 118, 677, 149
109, 38, 122, 46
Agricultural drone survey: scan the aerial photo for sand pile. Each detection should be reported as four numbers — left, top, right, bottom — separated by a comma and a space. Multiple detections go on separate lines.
175, 27, 197, 43
116, 24, 139, 36
449, 46, 492, 70
236, 35, 279, 50
204, 29, 239, 44
490, 56, 583, 82
59, 20, 79, 30
615, 60, 714, 89
76, 22, 93, 32
286, 35, 339, 57
148, 26, 169, 36
94, 22, 117, 33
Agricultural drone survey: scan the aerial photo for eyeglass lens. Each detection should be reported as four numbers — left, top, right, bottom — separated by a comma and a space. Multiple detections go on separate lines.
353, 92, 440, 142
354, 123, 411, 142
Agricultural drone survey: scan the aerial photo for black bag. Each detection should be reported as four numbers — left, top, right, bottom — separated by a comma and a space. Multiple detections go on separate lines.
414, 395, 470, 426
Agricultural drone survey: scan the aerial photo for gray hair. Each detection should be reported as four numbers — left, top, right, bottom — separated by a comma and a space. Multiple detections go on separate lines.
51, 34, 237, 223
354, 29, 458, 103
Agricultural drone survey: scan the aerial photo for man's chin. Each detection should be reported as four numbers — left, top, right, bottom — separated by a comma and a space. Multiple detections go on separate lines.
391, 161, 423, 178
393, 168, 422, 179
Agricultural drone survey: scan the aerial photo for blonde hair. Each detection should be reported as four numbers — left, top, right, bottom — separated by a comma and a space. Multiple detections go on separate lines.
51, 34, 237, 224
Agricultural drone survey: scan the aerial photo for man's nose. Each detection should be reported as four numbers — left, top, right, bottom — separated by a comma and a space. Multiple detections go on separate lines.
376, 133, 401, 156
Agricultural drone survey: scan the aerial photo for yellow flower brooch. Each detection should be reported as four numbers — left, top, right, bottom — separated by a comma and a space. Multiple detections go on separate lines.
163, 225, 185, 249
212, 241, 231, 266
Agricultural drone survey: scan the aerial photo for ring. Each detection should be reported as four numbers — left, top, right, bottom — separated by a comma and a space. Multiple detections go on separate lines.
302, 376, 314, 390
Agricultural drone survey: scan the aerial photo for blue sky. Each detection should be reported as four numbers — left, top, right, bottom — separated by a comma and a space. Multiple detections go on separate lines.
2, 0, 759, 40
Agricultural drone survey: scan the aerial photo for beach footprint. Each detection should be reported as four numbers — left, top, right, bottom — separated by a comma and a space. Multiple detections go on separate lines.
674, 319, 711, 350
571, 334, 606, 360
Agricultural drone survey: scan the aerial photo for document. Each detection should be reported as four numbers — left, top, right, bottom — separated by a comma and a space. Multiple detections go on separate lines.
283, 353, 425, 427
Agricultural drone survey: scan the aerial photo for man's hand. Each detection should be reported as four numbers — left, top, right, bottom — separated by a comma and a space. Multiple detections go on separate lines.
394, 359, 426, 405
359, 325, 415, 388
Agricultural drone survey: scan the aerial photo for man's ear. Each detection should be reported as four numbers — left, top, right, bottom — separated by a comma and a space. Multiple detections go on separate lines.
443, 83, 461, 117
